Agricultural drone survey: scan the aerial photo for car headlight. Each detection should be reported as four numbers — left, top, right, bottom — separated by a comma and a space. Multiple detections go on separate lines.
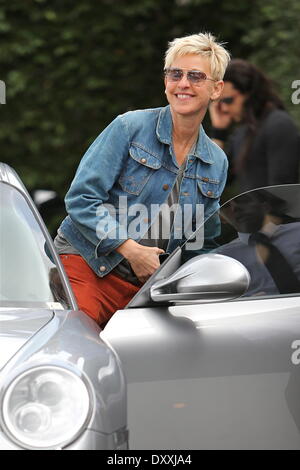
1, 366, 91, 449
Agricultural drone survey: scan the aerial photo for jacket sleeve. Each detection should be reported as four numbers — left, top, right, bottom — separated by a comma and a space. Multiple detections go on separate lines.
65, 114, 131, 256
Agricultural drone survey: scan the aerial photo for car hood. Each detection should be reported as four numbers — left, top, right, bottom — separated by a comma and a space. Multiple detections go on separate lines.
0, 309, 54, 370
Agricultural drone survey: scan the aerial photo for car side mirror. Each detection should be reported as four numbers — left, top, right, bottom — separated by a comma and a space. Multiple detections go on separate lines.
150, 253, 250, 304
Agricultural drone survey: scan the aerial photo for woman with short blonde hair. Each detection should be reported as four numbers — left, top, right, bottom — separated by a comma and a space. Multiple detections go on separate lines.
55, 32, 231, 327
164, 32, 231, 81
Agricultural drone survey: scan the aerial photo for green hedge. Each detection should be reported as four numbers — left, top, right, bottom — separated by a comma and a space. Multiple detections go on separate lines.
0, 0, 299, 229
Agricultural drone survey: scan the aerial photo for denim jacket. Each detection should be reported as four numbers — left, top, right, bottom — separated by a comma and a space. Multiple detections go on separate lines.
60, 105, 228, 277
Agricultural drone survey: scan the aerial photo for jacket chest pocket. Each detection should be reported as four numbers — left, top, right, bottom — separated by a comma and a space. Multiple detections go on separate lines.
118, 145, 162, 195
197, 176, 221, 201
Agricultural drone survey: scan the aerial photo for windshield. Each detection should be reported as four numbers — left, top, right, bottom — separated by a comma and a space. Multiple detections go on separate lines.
182, 184, 300, 298
0, 183, 72, 309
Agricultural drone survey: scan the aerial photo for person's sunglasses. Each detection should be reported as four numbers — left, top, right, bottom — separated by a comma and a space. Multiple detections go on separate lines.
219, 96, 235, 104
164, 67, 216, 86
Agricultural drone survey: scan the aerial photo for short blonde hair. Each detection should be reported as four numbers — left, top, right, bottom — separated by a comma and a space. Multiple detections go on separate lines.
164, 32, 231, 81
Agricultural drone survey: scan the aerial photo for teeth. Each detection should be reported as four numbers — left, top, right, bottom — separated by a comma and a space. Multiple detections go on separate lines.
177, 94, 192, 99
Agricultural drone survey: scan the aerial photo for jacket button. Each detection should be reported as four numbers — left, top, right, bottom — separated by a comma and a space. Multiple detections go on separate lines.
141, 158, 147, 164
99, 266, 106, 272
207, 190, 213, 197
163, 184, 169, 191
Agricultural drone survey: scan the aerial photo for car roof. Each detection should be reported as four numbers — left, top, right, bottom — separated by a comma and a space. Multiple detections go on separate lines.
0, 162, 28, 194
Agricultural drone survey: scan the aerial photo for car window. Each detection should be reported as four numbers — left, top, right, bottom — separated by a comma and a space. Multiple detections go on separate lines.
182, 185, 300, 298
0, 183, 72, 309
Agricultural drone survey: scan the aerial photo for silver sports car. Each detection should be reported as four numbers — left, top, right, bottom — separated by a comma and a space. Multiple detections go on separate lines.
1, 162, 300, 450
101, 183, 300, 450
0, 163, 128, 450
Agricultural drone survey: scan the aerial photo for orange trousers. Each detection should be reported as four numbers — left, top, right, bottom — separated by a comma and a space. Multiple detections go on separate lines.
60, 254, 140, 327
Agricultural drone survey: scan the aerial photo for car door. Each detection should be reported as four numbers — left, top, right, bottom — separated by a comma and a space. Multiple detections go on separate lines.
101, 184, 300, 450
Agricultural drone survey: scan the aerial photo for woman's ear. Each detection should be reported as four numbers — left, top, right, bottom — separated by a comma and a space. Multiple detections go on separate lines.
210, 80, 224, 101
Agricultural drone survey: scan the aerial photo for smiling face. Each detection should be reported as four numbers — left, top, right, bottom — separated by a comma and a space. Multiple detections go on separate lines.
164, 54, 223, 121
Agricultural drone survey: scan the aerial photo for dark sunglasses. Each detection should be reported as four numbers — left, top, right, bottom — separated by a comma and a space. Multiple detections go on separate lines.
219, 96, 235, 104
164, 67, 216, 86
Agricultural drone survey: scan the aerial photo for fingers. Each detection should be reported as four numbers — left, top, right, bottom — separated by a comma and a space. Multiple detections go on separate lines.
129, 246, 165, 283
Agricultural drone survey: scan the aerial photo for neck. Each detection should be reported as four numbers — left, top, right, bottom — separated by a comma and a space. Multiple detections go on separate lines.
170, 112, 202, 166
170, 109, 203, 146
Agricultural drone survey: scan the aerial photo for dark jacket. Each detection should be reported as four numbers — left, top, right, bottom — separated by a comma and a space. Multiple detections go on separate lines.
227, 109, 300, 192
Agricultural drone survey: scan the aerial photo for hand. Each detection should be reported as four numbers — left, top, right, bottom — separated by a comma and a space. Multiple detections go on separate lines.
116, 239, 165, 283
209, 100, 232, 129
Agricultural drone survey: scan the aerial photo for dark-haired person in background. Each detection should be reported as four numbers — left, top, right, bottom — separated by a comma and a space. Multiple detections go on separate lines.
209, 59, 300, 192
214, 189, 300, 296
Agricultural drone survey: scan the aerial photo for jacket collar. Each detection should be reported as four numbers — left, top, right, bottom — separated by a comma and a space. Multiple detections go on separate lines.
156, 105, 214, 164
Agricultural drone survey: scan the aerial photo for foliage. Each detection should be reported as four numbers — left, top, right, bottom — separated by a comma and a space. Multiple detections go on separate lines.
241, 0, 300, 124
0, 0, 299, 229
